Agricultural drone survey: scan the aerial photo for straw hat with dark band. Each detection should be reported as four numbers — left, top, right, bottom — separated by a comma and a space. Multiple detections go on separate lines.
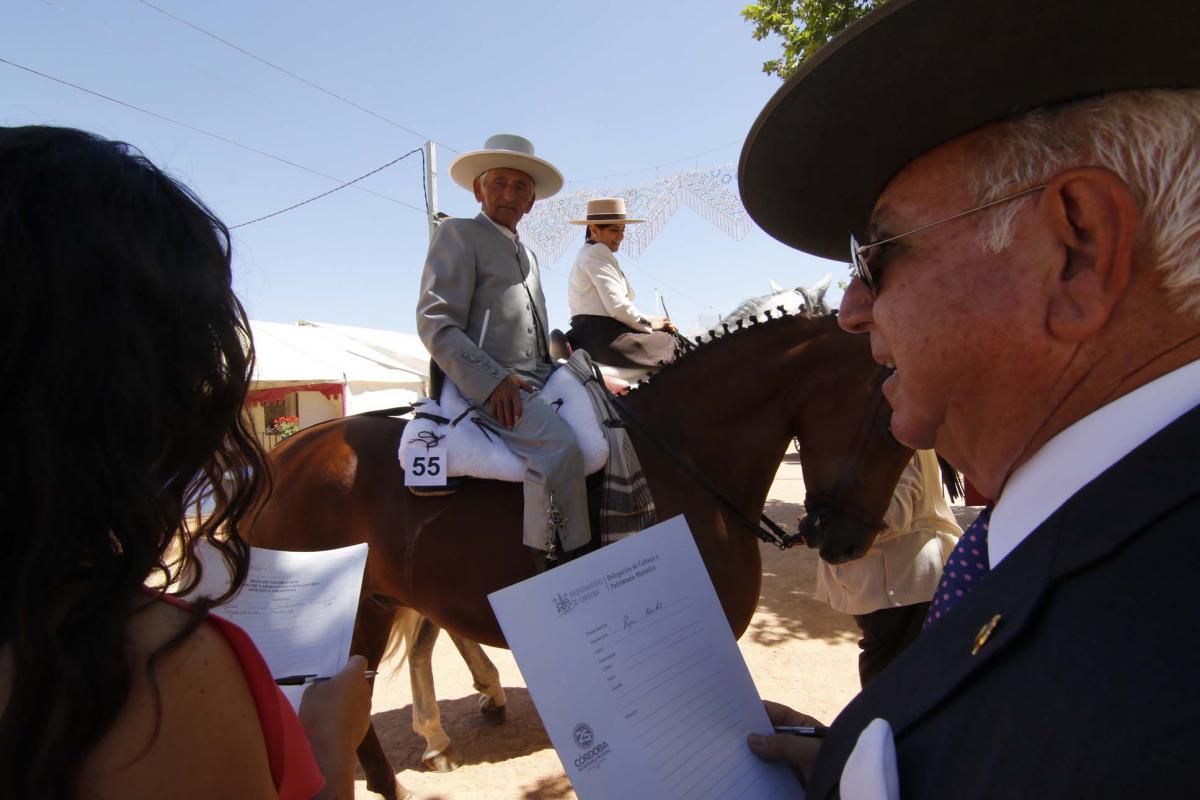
569, 197, 645, 225
738, 0, 1200, 261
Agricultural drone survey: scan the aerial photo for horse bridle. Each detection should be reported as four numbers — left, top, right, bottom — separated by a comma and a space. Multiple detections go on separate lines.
799, 365, 893, 534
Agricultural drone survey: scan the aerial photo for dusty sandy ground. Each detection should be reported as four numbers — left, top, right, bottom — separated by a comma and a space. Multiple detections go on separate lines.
354, 451, 979, 800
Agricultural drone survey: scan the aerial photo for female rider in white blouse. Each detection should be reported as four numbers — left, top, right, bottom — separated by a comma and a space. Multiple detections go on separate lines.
566, 197, 680, 368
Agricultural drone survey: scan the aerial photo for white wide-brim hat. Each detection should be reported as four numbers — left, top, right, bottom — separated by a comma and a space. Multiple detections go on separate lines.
568, 197, 645, 225
449, 134, 564, 198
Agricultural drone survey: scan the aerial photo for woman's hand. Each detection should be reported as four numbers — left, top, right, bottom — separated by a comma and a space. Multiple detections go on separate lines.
747, 700, 827, 788
300, 655, 373, 799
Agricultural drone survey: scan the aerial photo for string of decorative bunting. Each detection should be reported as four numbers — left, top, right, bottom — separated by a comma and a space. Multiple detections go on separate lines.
518, 162, 749, 266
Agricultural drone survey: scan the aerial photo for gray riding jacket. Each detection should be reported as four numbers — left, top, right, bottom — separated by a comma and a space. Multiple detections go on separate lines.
416, 213, 552, 404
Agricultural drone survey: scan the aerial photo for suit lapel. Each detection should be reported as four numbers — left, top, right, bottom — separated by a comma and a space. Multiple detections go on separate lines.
815, 402, 1200, 795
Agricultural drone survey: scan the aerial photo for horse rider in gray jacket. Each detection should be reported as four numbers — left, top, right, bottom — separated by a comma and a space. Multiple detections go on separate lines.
416, 134, 589, 570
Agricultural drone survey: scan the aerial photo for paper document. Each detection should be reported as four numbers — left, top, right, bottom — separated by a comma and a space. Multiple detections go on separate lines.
188, 542, 368, 710
489, 516, 802, 799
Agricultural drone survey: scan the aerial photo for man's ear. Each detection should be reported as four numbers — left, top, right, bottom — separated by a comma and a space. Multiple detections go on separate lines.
473, 176, 484, 203
524, 193, 536, 214
1043, 167, 1138, 342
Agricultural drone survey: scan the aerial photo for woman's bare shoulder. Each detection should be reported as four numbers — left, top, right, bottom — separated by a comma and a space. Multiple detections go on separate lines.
79, 599, 278, 799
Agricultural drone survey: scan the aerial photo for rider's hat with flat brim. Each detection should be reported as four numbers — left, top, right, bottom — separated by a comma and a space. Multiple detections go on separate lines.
738, 0, 1200, 261
568, 197, 645, 225
450, 133, 564, 199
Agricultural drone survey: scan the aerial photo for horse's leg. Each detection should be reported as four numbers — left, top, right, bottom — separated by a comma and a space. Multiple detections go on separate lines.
410, 615, 463, 772
353, 598, 413, 800
447, 633, 507, 721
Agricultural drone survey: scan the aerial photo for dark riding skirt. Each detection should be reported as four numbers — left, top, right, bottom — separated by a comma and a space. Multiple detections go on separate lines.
568, 314, 682, 369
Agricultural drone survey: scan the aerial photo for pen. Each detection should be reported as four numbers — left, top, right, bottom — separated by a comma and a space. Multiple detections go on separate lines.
773, 725, 828, 738
275, 670, 377, 686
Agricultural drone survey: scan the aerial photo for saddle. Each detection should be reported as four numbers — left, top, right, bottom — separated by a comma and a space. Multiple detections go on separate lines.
399, 359, 610, 496
549, 328, 650, 393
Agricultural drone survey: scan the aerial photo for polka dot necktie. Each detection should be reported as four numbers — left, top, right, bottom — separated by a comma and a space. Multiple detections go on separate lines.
924, 505, 993, 628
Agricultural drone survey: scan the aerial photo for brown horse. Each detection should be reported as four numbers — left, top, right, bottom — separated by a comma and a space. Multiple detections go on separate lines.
247, 296, 912, 799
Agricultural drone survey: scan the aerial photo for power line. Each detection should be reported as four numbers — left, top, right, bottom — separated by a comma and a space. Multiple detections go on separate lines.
0, 56, 427, 214
232, 147, 424, 229
136, 0, 460, 154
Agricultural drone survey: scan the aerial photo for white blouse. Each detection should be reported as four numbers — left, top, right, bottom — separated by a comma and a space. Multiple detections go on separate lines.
567, 242, 652, 331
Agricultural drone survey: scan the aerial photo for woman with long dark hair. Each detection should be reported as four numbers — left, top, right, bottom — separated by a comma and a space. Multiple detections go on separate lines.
0, 126, 370, 799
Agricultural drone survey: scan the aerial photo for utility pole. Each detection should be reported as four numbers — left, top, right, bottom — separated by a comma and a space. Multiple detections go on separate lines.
424, 140, 439, 242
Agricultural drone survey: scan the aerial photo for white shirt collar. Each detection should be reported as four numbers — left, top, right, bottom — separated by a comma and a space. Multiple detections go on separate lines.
990, 358, 1200, 566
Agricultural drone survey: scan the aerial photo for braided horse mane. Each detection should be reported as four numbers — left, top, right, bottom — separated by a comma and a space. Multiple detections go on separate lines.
620, 276, 835, 392
621, 275, 965, 500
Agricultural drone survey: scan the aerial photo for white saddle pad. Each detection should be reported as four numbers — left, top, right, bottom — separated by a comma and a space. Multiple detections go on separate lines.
398, 370, 609, 482
596, 363, 652, 385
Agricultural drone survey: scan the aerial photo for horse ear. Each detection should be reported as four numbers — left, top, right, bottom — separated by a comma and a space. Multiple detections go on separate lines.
811, 274, 832, 306
769, 278, 785, 294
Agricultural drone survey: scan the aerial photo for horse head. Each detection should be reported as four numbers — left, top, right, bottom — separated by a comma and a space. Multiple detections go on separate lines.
793, 360, 912, 564
725, 284, 913, 565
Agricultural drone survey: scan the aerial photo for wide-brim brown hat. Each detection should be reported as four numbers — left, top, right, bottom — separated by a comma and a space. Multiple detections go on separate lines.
739, 0, 1200, 261
450, 133, 564, 198
568, 197, 645, 225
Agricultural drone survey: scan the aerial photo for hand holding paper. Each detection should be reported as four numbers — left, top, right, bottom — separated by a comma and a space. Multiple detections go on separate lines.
489, 515, 803, 799
187, 542, 369, 710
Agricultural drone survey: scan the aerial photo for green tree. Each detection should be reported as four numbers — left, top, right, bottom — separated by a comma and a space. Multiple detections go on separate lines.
742, 0, 888, 80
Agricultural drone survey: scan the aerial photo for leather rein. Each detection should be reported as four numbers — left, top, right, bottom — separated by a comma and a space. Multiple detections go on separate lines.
608, 363, 891, 549
608, 389, 801, 550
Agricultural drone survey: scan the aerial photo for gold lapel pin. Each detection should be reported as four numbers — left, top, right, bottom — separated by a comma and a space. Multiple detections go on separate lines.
972, 613, 1003, 655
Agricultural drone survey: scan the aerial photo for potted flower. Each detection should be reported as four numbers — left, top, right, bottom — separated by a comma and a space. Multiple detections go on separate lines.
268, 414, 300, 439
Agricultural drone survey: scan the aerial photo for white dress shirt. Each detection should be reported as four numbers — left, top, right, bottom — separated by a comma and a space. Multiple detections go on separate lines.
990, 358, 1200, 567
816, 449, 961, 614
567, 242, 651, 331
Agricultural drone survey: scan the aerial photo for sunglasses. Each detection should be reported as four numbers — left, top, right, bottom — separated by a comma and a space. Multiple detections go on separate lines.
850, 183, 1046, 295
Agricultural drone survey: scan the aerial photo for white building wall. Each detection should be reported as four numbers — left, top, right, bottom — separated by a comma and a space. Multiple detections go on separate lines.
297, 390, 341, 428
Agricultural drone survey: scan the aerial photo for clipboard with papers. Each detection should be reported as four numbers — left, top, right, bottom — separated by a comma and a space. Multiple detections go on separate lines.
489, 515, 803, 799
186, 542, 369, 710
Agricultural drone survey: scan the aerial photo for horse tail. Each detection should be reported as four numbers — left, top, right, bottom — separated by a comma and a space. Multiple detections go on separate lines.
381, 607, 423, 674
936, 452, 964, 502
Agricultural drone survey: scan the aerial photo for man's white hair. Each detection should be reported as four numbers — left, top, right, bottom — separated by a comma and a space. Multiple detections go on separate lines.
968, 89, 1200, 318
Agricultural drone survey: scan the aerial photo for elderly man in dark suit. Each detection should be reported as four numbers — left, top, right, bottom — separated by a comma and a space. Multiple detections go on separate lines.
416, 134, 588, 569
739, 0, 1200, 796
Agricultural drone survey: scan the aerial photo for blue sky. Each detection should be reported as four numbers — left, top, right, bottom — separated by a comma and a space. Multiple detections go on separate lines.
2, 0, 844, 334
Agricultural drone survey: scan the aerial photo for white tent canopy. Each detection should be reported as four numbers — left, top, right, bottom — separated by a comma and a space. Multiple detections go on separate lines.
249, 320, 428, 414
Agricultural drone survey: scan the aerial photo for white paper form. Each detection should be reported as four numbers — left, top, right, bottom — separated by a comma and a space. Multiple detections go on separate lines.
187, 543, 368, 710
489, 515, 803, 799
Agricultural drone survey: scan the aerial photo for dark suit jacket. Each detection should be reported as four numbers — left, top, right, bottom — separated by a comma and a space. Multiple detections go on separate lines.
808, 402, 1200, 799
